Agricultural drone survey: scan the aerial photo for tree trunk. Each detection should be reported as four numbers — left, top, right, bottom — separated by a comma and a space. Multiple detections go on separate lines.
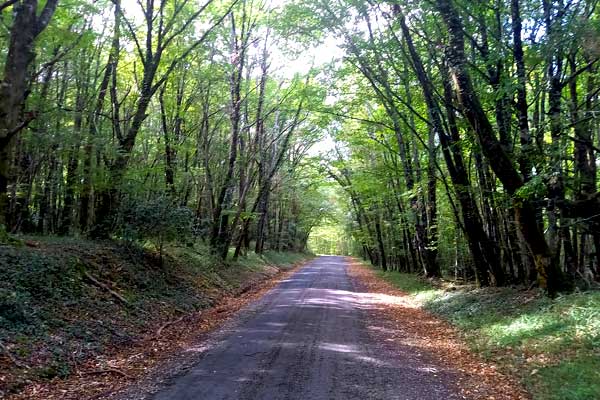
511, 0, 534, 180
0, 0, 59, 226
435, 0, 568, 296
398, 13, 502, 285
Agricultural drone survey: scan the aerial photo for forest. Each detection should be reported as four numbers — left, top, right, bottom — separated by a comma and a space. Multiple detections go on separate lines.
307, 0, 600, 297
2, 0, 600, 293
0, 0, 335, 260
1, 0, 600, 398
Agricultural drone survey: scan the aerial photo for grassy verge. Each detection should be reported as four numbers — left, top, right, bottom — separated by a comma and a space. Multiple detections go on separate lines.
374, 267, 600, 400
0, 237, 311, 395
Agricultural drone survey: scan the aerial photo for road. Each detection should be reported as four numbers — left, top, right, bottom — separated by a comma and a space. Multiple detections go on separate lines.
150, 256, 462, 400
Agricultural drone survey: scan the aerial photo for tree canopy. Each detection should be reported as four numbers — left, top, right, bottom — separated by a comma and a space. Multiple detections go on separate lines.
2, 0, 600, 296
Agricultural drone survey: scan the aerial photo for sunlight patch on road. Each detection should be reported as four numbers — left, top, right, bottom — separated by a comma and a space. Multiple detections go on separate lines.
319, 342, 359, 353
185, 344, 212, 354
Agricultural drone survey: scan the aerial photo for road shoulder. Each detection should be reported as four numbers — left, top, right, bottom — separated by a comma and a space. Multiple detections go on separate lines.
346, 258, 530, 400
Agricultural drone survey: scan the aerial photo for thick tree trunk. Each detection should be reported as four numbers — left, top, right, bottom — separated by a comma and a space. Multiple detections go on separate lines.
0, 0, 58, 227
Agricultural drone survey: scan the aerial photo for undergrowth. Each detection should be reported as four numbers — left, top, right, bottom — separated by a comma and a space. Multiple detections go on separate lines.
376, 268, 600, 400
0, 237, 311, 395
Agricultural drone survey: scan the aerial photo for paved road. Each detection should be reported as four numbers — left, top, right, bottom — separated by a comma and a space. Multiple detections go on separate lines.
151, 256, 461, 400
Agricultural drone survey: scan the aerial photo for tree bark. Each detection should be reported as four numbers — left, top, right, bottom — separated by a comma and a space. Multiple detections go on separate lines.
0, 0, 59, 227
398, 13, 503, 286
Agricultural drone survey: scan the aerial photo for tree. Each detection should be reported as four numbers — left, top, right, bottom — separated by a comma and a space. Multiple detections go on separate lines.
0, 0, 59, 227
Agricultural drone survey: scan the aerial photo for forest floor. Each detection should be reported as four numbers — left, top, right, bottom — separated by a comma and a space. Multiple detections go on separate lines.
2, 247, 595, 400
0, 237, 311, 399
359, 260, 600, 400
346, 259, 529, 400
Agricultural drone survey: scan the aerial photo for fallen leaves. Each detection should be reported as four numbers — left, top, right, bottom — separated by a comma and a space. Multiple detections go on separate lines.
5, 259, 310, 400
346, 258, 531, 400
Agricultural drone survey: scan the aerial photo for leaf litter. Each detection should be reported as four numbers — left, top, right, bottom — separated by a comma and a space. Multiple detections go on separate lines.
5, 260, 309, 400
346, 258, 530, 400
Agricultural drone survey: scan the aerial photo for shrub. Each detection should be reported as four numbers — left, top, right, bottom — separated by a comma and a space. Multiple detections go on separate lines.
0, 288, 30, 328
118, 195, 194, 259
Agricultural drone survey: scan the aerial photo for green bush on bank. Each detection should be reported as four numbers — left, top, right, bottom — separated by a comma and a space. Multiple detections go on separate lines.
117, 196, 195, 258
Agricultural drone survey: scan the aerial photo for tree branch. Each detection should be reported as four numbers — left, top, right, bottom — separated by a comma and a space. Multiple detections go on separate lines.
152, 0, 238, 94
34, 0, 59, 36
0, 0, 17, 13
111, 0, 146, 65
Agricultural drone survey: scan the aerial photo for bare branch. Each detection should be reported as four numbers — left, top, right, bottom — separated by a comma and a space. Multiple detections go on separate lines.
0, 114, 36, 147
34, 0, 59, 36
111, 0, 146, 64
561, 57, 600, 88
0, 0, 18, 13
159, 0, 213, 52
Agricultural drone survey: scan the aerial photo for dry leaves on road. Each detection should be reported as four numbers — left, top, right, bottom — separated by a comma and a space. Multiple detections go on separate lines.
347, 258, 530, 400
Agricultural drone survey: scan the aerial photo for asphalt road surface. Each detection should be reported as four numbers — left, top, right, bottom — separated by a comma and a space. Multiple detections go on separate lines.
151, 256, 462, 400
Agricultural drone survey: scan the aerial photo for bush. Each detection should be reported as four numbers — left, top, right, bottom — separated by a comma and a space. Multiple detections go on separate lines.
118, 195, 194, 258
0, 288, 30, 328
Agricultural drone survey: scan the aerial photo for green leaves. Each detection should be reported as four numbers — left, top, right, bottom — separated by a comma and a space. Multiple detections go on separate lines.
117, 195, 194, 254
515, 174, 547, 201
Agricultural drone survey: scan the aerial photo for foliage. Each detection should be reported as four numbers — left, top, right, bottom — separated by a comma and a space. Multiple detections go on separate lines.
0, 0, 326, 260
118, 195, 194, 256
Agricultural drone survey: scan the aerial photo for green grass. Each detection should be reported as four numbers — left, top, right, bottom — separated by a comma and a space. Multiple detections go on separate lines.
222, 249, 312, 271
261, 250, 313, 267
375, 268, 600, 400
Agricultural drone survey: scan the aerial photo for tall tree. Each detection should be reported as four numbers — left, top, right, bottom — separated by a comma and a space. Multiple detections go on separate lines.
0, 0, 59, 227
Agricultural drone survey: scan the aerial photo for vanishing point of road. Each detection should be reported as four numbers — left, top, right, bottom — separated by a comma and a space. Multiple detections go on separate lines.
150, 256, 462, 400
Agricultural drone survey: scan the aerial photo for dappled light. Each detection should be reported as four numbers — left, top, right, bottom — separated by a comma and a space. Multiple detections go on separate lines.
365, 266, 600, 399
150, 257, 465, 400
347, 260, 530, 400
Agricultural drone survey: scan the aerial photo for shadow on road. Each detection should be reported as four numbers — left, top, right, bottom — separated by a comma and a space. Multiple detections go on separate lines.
152, 256, 461, 400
